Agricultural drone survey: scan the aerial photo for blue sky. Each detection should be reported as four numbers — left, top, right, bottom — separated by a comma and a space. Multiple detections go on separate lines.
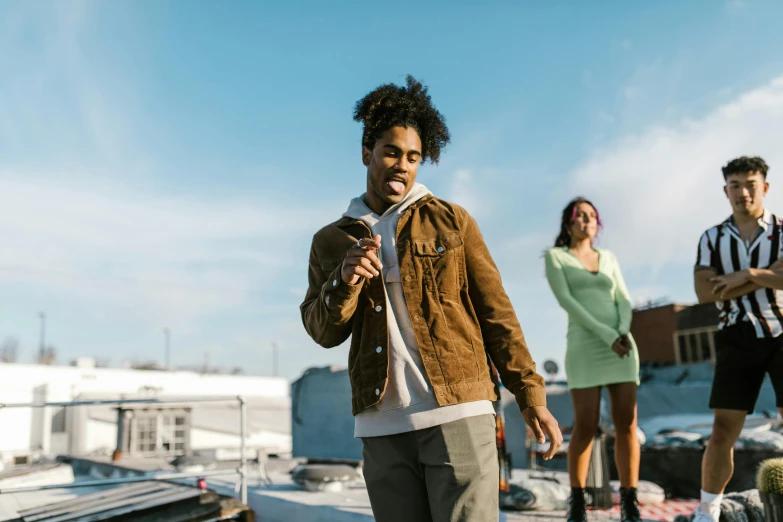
2, 0, 783, 380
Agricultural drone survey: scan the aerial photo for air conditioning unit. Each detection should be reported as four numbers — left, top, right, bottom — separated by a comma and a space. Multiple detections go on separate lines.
13, 454, 31, 466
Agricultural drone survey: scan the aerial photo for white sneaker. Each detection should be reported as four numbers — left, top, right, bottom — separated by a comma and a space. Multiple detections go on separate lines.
693, 503, 718, 522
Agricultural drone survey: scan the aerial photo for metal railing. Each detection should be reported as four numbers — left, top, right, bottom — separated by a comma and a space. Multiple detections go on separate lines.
0, 395, 250, 504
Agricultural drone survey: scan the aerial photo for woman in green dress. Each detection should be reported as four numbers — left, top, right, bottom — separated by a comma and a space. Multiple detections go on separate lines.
544, 197, 641, 522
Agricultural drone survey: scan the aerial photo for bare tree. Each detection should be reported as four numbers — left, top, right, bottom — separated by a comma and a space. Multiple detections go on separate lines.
0, 336, 20, 363
38, 346, 57, 365
132, 361, 164, 371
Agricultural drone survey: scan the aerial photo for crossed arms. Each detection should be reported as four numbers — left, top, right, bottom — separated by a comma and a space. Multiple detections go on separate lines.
694, 256, 783, 304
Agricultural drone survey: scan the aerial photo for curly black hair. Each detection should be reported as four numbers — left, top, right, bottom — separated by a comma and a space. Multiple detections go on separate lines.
722, 156, 770, 179
353, 75, 450, 164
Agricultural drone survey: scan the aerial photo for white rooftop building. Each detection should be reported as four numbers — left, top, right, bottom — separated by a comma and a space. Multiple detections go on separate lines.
0, 362, 291, 468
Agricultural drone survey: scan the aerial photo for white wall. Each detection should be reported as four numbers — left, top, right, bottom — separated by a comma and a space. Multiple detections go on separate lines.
83, 419, 118, 455
0, 390, 34, 453
0, 363, 289, 460
0, 363, 288, 400
78, 422, 292, 458
190, 428, 291, 455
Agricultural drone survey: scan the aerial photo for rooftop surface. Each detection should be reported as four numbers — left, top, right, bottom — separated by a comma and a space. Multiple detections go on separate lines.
0, 456, 701, 522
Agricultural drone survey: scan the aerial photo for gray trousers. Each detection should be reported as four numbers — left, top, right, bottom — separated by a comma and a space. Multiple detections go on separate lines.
361, 414, 499, 522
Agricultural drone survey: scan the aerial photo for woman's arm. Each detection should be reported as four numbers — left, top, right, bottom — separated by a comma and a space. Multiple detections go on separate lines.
609, 251, 633, 336
544, 249, 620, 346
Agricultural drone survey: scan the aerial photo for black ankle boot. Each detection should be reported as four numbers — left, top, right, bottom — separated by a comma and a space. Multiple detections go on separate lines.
620, 487, 641, 522
567, 487, 587, 522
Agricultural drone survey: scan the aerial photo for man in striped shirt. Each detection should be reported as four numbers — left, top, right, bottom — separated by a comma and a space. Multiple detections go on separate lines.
692, 156, 783, 522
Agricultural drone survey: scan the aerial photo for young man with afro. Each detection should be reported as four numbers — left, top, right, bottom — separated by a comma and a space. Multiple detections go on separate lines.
300, 75, 562, 521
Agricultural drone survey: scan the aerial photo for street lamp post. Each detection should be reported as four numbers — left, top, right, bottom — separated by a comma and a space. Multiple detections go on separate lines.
163, 328, 171, 369
38, 313, 46, 364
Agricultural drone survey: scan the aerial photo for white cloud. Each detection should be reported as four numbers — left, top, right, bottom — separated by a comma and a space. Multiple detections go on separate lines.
604, 56, 701, 140
725, 0, 748, 13
0, 3, 330, 334
630, 286, 674, 308
0, 2, 157, 178
0, 173, 322, 330
566, 76, 783, 271
597, 111, 616, 125
444, 169, 483, 217
0, 3, 347, 374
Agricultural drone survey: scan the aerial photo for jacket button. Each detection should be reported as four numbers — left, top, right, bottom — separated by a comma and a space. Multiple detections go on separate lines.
332, 280, 338, 287
437, 246, 444, 253
376, 346, 382, 353
374, 305, 382, 312
375, 389, 380, 396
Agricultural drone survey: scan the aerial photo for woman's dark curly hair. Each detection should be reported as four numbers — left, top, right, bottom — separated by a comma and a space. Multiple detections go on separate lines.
554, 197, 603, 248
353, 75, 451, 164
722, 156, 769, 179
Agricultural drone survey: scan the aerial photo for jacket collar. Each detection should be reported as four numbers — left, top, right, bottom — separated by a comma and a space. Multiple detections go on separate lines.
335, 194, 434, 229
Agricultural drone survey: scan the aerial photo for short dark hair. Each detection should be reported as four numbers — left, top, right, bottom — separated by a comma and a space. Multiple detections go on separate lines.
722, 156, 769, 179
353, 75, 451, 164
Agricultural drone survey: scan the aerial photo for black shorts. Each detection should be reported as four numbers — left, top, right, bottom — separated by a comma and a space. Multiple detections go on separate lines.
710, 322, 783, 413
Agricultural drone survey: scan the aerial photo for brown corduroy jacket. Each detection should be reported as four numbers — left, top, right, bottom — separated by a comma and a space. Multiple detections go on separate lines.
300, 194, 547, 415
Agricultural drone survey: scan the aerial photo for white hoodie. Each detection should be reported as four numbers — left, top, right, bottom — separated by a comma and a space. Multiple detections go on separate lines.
343, 183, 494, 438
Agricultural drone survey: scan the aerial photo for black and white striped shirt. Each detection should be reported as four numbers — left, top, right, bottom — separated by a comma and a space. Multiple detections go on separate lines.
696, 209, 783, 338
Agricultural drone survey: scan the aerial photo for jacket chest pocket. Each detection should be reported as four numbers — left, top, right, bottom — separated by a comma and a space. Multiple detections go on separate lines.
412, 232, 464, 296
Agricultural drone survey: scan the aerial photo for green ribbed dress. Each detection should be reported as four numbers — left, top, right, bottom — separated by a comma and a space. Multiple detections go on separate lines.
544, 247, 640, 389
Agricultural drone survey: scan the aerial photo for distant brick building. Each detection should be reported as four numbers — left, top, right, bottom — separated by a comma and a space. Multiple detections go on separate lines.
630, 302, 720, 365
